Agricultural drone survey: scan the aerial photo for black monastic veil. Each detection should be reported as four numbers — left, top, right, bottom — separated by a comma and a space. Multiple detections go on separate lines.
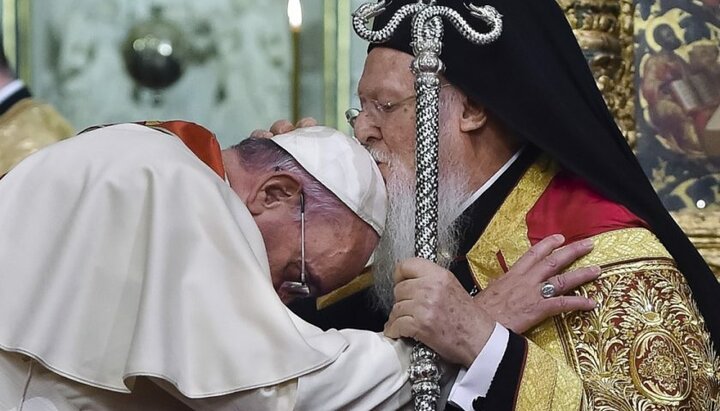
369, 0, 720, 348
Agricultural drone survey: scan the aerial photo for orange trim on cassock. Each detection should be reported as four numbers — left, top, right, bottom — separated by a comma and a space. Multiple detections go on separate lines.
140, 121, 226, 178
526, 171, 648, 246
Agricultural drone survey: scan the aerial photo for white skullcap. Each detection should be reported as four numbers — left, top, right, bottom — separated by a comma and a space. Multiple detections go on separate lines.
271, 126, 387, 236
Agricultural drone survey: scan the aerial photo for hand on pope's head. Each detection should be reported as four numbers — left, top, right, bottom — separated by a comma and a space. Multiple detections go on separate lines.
249, 118, 319, 139
384, 258, 495, 368
477, 234, 600, 334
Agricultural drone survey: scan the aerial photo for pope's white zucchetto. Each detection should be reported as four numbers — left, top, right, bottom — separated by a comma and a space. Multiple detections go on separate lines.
271, 126, 387, 236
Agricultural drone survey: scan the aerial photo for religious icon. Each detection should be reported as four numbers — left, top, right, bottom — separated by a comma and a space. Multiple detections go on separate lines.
635, 0, 720, 212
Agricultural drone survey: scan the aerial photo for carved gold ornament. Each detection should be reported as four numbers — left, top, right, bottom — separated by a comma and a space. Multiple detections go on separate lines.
672, 209, 720, 280
466, 156, 720, 409
563, 260, 720, 409
630, 329, 692, 403
559, 0, 636, 146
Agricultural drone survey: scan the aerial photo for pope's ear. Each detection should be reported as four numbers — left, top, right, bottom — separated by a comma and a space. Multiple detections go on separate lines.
459, 97, 488, 133
245, 173, 302, 215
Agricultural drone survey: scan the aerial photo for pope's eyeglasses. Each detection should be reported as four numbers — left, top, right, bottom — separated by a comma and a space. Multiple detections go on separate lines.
280, 192, 311, 297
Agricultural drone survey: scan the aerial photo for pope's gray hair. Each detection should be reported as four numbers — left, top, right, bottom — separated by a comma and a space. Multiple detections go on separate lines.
231, 137, 349, 222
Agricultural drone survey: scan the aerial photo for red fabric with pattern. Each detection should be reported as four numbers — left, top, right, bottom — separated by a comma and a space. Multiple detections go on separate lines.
526, 171, 649, 246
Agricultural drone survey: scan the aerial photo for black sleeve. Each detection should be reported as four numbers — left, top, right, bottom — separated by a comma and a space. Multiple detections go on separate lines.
288, 287, 388, 332
444, 331, 528, 411
471, 331, 528, 411
445, 331, 527, 411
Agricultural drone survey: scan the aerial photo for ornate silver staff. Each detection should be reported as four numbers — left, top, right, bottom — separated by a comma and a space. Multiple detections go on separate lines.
351, 1, 502, 410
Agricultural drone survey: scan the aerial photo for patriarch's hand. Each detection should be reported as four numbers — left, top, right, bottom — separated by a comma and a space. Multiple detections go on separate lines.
478, 234, 599, 334
383, 235, 600, 367
249, 118, 318, 138
385, 257, 493, 368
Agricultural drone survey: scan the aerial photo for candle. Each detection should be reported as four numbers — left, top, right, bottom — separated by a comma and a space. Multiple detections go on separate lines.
288, 0, 302, 123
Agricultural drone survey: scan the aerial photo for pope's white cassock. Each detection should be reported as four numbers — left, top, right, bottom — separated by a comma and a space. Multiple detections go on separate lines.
0, 124, 424, 410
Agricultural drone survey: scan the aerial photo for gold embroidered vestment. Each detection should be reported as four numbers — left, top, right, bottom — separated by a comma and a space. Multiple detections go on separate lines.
0, 98, 74, 176
466, 157, 720, 410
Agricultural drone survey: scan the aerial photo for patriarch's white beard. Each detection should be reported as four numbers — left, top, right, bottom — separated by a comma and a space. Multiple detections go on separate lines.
370, 155, 470, 313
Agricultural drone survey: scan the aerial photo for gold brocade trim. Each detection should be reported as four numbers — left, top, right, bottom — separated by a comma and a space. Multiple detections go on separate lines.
671, 210, 720, 281
553, 356, 586, 410
558, 260, 720, 410
516, 341, 559, 410
564, 228, 673, 275
0, 98, 74, 176
316, 269, 373, 310
526, 317, 570, 370
466, 156, 672, 289
466, 157, 720, 410
516, 341, 584, 411
466, 155, 559, 289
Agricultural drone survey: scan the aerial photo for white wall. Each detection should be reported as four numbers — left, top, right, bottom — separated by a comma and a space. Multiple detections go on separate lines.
27, 0, 292, 147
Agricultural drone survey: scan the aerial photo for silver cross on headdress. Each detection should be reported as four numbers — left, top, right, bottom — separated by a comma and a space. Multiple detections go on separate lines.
351, 1, 502, 409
